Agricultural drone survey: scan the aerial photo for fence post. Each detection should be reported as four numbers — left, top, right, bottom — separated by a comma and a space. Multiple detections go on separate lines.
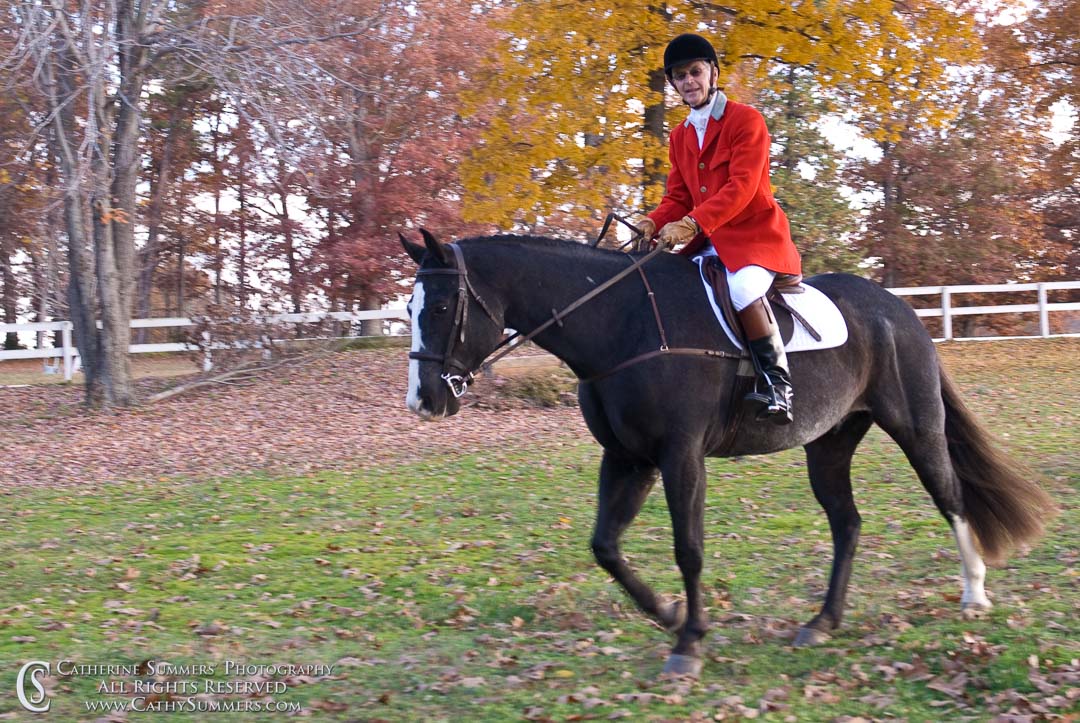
62, 322, 74, 381
1038, 283, 1049, 337
941, 287, 953, 341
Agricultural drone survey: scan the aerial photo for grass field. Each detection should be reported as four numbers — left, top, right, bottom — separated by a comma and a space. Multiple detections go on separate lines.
0, 340, 1076, 720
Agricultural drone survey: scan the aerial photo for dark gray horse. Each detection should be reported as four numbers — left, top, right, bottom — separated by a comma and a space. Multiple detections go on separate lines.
401, 231, 1055, 677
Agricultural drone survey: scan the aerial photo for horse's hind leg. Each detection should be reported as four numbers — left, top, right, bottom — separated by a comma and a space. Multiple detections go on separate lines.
590, 452, 679, 627
872, 385, 993, 618
795, 412, 873, 647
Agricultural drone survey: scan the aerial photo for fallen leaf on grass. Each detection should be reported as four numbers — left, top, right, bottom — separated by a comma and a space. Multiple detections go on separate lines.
523, 706, 547, 720
927, 672, 968, 699
802, 685, 840, 704
310, 699, 347, 712
192, 621, 227, 636
458, 676, 486, 688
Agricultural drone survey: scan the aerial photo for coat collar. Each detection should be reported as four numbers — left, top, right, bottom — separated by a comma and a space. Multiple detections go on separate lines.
682, 91, 728, 156
682, 90, 728, 128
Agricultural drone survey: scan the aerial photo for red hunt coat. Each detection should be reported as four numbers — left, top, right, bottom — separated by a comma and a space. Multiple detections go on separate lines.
648, 95, 802, 275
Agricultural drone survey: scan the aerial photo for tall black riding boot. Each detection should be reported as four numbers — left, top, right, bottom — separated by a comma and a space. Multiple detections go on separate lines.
737, 298, 793, 425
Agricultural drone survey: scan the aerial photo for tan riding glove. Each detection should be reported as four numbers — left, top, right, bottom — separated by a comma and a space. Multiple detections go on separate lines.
635, 217, 656, 240
658, 215, 700, 248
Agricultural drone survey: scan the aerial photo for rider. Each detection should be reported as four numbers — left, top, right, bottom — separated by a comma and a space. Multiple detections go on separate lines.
637, 33, 801, 425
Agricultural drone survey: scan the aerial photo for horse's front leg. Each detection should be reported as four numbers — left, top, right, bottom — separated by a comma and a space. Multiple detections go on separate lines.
658, 451, 709, 677
794, 412, 872, 646
590, 452, 682, 627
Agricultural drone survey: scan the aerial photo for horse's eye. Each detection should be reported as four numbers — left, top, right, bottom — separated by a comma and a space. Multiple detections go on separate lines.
433, 304, 449, 315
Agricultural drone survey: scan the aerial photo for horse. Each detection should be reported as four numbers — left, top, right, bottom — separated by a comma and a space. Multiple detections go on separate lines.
399, 230, 1056, 677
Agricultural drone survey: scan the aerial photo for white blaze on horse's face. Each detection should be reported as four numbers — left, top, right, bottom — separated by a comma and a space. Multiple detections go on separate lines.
406, 281, 429, 417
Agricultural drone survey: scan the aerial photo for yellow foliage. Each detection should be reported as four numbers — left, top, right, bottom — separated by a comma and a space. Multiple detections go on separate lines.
463, 1, 983, 227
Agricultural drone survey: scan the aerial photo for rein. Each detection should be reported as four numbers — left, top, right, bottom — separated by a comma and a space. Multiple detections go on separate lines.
410, 230, 741, 398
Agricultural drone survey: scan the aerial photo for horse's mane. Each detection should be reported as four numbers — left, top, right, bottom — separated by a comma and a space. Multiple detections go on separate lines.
458, 234, 646, 261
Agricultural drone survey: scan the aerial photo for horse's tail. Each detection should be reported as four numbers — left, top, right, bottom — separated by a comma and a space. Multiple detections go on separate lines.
940, 369, 1057, 565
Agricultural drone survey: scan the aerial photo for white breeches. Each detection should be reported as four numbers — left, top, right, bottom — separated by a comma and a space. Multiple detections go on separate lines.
727, 265, 777, 311
697, 246, 775, 311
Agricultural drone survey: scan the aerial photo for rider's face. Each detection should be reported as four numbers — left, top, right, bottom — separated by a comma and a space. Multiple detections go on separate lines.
671, 60, 716, 108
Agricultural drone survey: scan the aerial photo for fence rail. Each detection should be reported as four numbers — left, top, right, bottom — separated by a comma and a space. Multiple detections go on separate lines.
0, 309, 410, 381
888, 280, 1080, 341
2, 280, 1077, 381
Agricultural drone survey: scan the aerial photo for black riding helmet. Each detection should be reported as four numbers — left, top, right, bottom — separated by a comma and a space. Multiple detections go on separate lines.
663, 33, 718, 78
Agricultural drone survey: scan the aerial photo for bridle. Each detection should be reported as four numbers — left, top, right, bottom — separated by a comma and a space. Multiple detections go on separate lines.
407, 243, 501, 398
408, 216, 741, 399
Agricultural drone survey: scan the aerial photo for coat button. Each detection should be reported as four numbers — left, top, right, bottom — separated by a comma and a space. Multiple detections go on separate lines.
698, 162, 705, 169
700, 185, 708, 193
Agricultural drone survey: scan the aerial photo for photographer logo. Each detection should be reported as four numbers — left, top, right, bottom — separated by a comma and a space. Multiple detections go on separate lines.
17, 661, 51, 713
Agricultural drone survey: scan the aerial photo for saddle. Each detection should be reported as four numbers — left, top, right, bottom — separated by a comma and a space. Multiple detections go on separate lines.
700, 257, 820, 348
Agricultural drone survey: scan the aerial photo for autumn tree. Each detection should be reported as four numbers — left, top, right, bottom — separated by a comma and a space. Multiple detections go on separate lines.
851, 92, 1048, 288
135, 83, 207, 327
460, 1, 980, 233
0, 93, 37, 349
3, 0, 381, 407
296, 0, 499, 332
758, 70, 860, 274
846, 1, 1076, 288
989, 0, 1079, 280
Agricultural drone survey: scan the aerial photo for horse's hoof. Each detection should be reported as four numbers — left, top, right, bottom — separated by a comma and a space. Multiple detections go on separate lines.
961, 602, 992, 620
662, 653, 703, 679
793, 627, 831, 647
658, 600, 686, 633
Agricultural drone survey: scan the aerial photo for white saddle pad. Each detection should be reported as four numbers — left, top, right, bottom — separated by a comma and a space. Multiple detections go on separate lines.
693, 256, 848, 353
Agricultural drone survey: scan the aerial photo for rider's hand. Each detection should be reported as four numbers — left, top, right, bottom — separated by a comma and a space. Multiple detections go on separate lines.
635, 217, 656, 241
658, 215, 700, 248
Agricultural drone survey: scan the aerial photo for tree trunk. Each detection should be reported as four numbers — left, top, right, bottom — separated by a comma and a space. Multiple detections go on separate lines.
100, 0, 151, 405
346, 89, 384, 334
643, 67, 668, 208
276, 155, 303, 313
360, 295, 382, 337
0, 231, 20, 350
40, 145, 63, 350
325, 207, 340, 312
211, 111, 224, 305
238, 164, 250, 310
176, 229, 186, 318
0, 166, 22, 349
137, 103, 183, 340
42, 6, 143, 408
236, 114, 251, 309
28, 165, 61, 349
45, 40, 107, 406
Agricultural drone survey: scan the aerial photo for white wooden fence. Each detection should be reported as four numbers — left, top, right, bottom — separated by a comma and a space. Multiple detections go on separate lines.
0, 309, 410, 381
889, 280, 1080, 341
1, 280, 1077, 381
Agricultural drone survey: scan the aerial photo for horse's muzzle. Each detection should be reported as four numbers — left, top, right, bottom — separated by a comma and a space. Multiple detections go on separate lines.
406, 390, 461, 420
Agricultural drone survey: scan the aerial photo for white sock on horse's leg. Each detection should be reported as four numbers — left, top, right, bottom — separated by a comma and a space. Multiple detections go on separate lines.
951, 515, 991, 609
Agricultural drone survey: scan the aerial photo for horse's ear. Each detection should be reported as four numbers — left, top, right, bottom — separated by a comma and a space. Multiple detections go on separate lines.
399, 233, 426, 265
420, 228, 450, 266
